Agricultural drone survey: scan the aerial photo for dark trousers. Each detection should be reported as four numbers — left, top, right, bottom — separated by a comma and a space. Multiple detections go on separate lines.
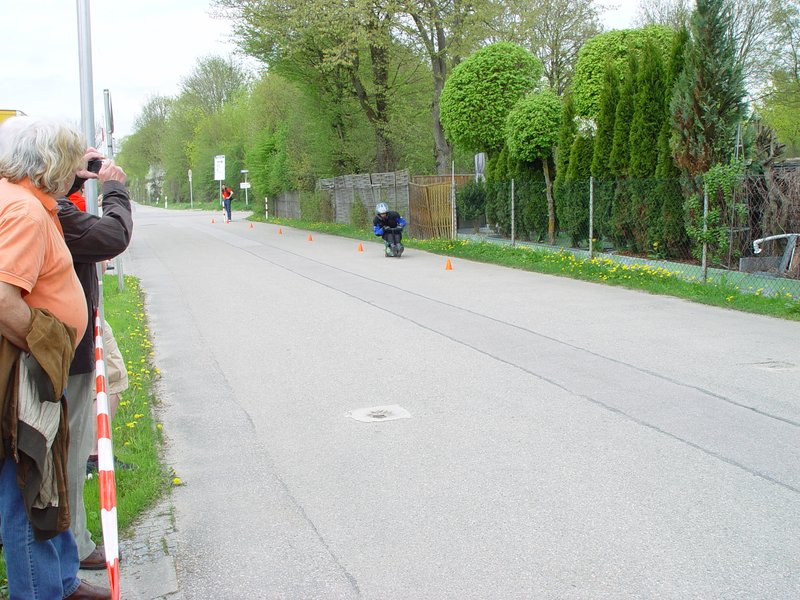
382, 230, 403, 245
223, 199, 232, 220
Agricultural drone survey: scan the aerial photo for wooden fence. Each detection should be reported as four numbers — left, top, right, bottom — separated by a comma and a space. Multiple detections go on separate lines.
408, 182, 456, 239
408, 175, 475, 239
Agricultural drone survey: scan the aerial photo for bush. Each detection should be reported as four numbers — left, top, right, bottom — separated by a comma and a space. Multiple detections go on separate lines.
456, 181, 488, 229
350, 199, 370, 228
299, 190, 333, 222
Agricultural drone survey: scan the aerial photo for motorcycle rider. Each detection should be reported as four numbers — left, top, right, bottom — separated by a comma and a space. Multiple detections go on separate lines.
372, 202, 406, 256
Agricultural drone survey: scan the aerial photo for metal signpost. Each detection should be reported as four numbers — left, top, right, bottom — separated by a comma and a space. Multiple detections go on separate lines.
214, 155, 225, 204
188, 169, 193, 208
240, 169, 250, 205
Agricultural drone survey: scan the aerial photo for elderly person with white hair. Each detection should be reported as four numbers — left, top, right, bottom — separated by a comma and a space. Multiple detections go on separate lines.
0, 117, 110, 599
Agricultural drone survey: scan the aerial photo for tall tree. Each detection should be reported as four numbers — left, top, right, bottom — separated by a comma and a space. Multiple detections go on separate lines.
637, 0, 786, 92
554, 92, 576, 186
505, 89, 562, 243
591, 63, 619, 179
628, 40, 666, 177
498, 0, 602, 94
217, 0, 412, 172
571, 26, 674, 118
180, 56, 250, 115
671, 0, 746, 178
440, 42, 543, 155
608, 55, 638, 177
635, 0, 692, 29
395, 0, 497, 173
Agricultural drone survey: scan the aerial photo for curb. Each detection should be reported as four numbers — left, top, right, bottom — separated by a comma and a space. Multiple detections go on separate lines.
82, 496, 181, 599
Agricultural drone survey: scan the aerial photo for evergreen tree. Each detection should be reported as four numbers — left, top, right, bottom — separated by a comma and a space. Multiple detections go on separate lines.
657, 26, 690, 258
559, 133, 594, 246
591, 63, 619, 179
608, 55, 638, 177
609, 55, 638, 248
656, 26, 689, 178
670, 0, 746, 179
628, 40, 666, 252
628, 41, 665, 178
554, 93, 577, 186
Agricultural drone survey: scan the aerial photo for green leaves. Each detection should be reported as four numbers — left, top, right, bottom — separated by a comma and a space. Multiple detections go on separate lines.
505, 89, 562, 163
440, 42, 543, 154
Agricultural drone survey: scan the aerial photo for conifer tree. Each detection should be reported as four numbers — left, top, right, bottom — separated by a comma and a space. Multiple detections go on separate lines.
629, 41, 665, 178
627, 40, 666, 251
608, 55, 638, 177
657, 26, 690, 257
656, 26, 689, 178
591, 63, 619, 179
670, 0, 746, 178
554, 93, 577, 186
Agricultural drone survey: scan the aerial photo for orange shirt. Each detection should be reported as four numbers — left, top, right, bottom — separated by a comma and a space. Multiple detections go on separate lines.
0, 178, 87, 345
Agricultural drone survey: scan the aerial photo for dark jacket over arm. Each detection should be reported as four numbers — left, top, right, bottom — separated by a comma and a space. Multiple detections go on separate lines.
57, 181, 133, 375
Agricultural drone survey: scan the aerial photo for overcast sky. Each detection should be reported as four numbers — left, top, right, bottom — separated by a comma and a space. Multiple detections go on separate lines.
1, 0, 639, 144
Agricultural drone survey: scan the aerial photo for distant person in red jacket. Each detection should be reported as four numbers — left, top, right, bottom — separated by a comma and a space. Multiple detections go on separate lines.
222, 185, 233, 223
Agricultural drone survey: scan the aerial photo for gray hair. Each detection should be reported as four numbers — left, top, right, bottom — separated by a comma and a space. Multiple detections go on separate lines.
0, 117, 86, 196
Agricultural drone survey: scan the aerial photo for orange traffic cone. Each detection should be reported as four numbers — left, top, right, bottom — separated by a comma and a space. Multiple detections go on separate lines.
445, 258, 453, 270
211, 218, 216, 224
278, 228, 283, 235
357, 243, 364, 252
249, 223, 254, 229
308, 234, 313, 241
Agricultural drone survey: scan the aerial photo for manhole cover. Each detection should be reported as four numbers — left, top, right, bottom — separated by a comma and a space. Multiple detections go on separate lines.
346, 404, 412, 423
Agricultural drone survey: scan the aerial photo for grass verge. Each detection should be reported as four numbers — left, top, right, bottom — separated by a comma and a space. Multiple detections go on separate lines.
0, 274, 165, 598
258, 217, 800, 321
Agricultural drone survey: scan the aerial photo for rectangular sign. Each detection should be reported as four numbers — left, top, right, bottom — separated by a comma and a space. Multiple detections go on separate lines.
240, 182, 251, 189
214, 155, 225, 181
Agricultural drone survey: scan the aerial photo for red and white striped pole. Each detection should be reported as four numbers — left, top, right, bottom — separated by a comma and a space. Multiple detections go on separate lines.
93, 309, 121, 600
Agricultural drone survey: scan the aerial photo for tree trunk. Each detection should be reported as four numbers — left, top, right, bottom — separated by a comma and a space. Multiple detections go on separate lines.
431, 63, 452, 174
543, 157, 555, 245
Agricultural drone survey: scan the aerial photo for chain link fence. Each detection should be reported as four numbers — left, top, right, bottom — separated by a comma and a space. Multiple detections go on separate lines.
461, 170, 800, 299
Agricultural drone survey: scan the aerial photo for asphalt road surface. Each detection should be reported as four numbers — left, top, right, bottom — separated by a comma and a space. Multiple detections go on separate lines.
123, 203, 800, 599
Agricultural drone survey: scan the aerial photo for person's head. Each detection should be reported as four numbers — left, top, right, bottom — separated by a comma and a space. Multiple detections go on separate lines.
376, 202, 388, 217
0, 116, 87, 197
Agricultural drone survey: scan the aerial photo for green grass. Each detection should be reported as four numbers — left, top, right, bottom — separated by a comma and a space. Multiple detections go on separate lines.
83, 275, 166, 538
0, 274, 166, 597
257, 217, 800, 321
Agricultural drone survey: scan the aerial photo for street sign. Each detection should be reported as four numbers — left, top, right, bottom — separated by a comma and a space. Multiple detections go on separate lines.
240, 182, 251, 189
214, 155, 225, 181
188, 169, 193, 181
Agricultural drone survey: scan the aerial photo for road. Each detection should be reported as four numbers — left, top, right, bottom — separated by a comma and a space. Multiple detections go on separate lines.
121, 203, 800, 599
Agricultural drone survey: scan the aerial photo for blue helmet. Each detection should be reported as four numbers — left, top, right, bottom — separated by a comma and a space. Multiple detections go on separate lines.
375, 202, 388, 214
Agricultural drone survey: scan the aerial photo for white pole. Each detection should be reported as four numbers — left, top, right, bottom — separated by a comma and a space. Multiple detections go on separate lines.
77, 0, 98, 216
511, 179, 516, 246
451, 161, 456, 240
103, 89, 114, 158
589, 176, 594, 259
188, 169, 193, 208
702, 182, 709, 282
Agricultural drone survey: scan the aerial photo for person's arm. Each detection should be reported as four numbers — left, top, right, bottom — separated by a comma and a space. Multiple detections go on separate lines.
58, 173, 133, 264
0, 281, 32, 351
